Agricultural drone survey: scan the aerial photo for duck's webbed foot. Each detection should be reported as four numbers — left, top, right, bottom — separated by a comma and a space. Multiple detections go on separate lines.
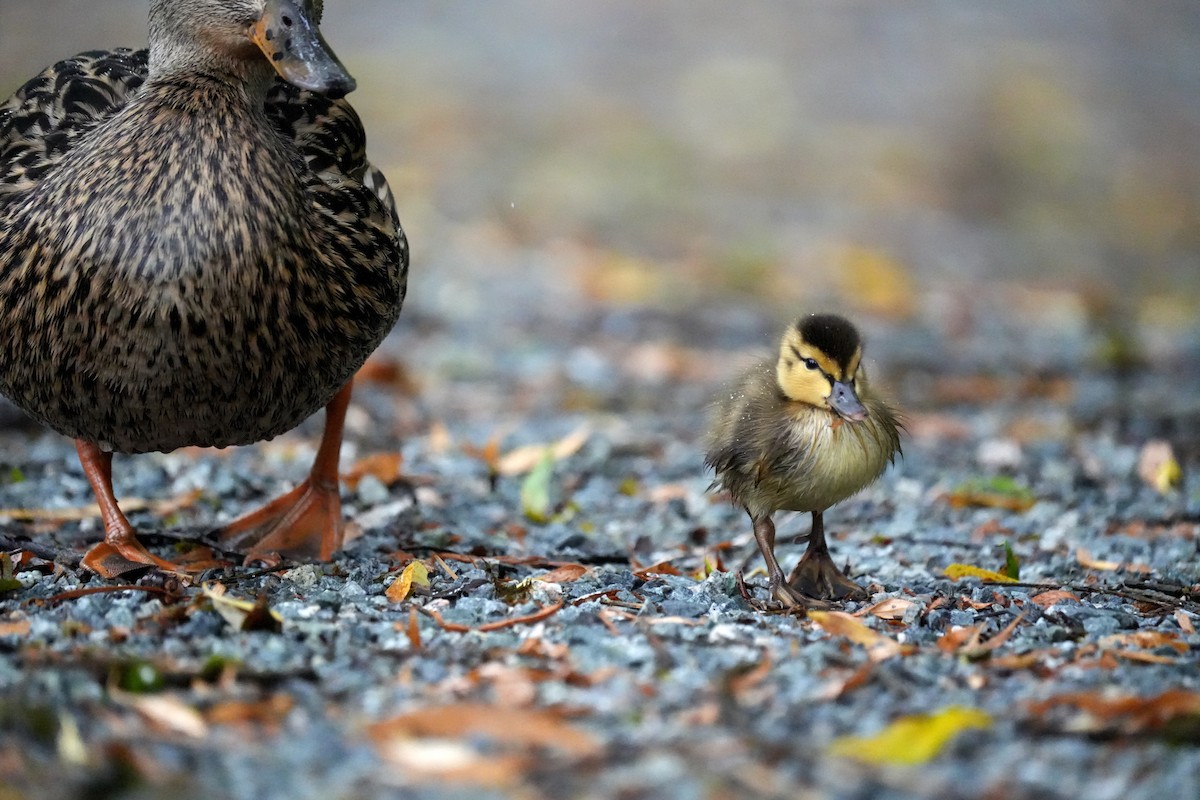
750, 514, 831, 612
767, 575, 832, 611
82, 538, 176, 580
75, 439, 180, 579
786, 511, 867, 601
218, 477, 343, 565
217, 382, 354, 566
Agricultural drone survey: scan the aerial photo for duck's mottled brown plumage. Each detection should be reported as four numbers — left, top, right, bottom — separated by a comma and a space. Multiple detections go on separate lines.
0, 42, 407, 454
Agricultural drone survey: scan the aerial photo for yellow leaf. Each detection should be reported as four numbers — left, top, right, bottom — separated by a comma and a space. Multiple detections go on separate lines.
201, 585, 283, 631
1137, 440, 1182, 495
944, 564, 1018, 583
829, 706, 992, 765
386, 561, 430, 603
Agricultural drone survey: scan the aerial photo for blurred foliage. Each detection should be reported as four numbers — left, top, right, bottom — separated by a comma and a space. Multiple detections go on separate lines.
1, 1, 1197, 325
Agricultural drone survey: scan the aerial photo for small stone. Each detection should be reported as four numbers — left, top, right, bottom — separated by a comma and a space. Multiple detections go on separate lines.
355, 475, 390, 506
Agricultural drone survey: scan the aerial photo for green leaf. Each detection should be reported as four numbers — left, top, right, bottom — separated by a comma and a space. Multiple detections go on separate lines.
1003, 541, 1020, 580
114, 661, 165, 694
520, 449, 557, 524
946, 476, 1036, 512
0, 553, 20, 594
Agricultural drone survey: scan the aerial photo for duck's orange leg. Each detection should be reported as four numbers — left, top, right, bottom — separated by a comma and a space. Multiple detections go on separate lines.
76, 440, 179, 578
218, 381, 352, 565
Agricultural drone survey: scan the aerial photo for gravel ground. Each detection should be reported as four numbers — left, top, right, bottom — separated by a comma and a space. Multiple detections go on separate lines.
1, 252, 1199, 800
2, 4, 1199, 798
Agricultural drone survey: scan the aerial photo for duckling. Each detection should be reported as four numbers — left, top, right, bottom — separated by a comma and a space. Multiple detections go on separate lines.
705, 314, 901, 608
0, 0, 407, 577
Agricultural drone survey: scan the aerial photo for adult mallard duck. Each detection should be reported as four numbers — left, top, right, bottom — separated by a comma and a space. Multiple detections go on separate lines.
705, 314, 902, 609
0, 0, 408, 578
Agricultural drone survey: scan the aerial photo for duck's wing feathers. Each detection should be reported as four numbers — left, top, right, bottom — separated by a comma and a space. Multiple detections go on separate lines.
0, 48, 147, 203
264, 81, 408, 277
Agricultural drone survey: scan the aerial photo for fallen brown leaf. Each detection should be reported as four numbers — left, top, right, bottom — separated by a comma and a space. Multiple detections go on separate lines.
815, 661, 876, 701
987, 652, 1045, 671
1028, 689, 1200, 734
206, 694, 294, 729
0, 618, 31, 637
535, 564, 589, 584
726, 652, 773, 698
809, 611, 908, 662
1076, 547, 1153, 573
426, 602, 566, 634
632, 561, 683, 579
405, 608, 421, 650
369, 703, 602, 760
114, 693, 208, 739
1099, 631, 1188, 654
1030, 589, 1082, 607
342, 452, 405, 490
858, 598, 915, 621
497, 426, 590, 477
1111, 650, 1182, 665
356, 355, 420, 394
938, 624, 985, 654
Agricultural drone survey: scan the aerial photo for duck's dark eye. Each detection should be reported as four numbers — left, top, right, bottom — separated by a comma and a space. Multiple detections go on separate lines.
804, 358, 819, 371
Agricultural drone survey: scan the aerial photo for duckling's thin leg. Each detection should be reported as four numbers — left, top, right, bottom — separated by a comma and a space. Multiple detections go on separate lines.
787, 511, 868, 601
76, 441, 180, 578
218, 382, 352, 564
752, 515, 828, 609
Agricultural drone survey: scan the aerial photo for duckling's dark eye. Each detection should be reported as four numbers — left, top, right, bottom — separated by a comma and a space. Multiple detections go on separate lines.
803, 358, 819, 371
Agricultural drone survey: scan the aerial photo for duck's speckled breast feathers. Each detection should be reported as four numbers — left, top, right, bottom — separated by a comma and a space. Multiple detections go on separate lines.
0, 48, 407, 453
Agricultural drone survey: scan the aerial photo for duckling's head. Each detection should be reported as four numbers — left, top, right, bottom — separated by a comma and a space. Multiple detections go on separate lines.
149, 0, 355, 98
776, 314, 869, 422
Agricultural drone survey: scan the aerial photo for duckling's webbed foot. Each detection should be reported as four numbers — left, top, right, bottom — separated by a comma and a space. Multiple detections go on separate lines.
786, 511, 867, 601
751, 515, 830, 611
217, 382, 352, 565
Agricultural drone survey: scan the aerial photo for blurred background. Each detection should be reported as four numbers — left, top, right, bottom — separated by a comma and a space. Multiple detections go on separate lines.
2, 0, 1198, 458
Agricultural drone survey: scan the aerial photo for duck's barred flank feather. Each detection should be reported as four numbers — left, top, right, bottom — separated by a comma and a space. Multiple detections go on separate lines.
0, 48, 408, 453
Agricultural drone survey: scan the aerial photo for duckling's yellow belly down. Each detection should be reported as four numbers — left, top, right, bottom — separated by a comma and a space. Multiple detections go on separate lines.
743, 408, 899, 519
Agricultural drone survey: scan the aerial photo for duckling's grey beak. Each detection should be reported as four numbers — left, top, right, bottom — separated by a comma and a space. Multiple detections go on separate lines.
251, 0, 356, 98
828, 381, 868, 423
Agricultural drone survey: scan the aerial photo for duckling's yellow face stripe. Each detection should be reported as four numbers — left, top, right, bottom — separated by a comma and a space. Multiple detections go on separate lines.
775, 328, 864, 409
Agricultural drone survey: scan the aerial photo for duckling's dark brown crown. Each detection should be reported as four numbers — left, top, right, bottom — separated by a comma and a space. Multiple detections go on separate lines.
796, 314, 861, 368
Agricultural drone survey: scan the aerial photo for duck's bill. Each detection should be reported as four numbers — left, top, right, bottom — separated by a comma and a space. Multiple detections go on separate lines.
251, 0, 356, 98
828, 381, 869, 422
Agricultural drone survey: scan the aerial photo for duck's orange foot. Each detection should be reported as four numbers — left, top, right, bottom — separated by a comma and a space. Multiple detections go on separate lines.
217, 478, 344, 566
82, 537, 179, 580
